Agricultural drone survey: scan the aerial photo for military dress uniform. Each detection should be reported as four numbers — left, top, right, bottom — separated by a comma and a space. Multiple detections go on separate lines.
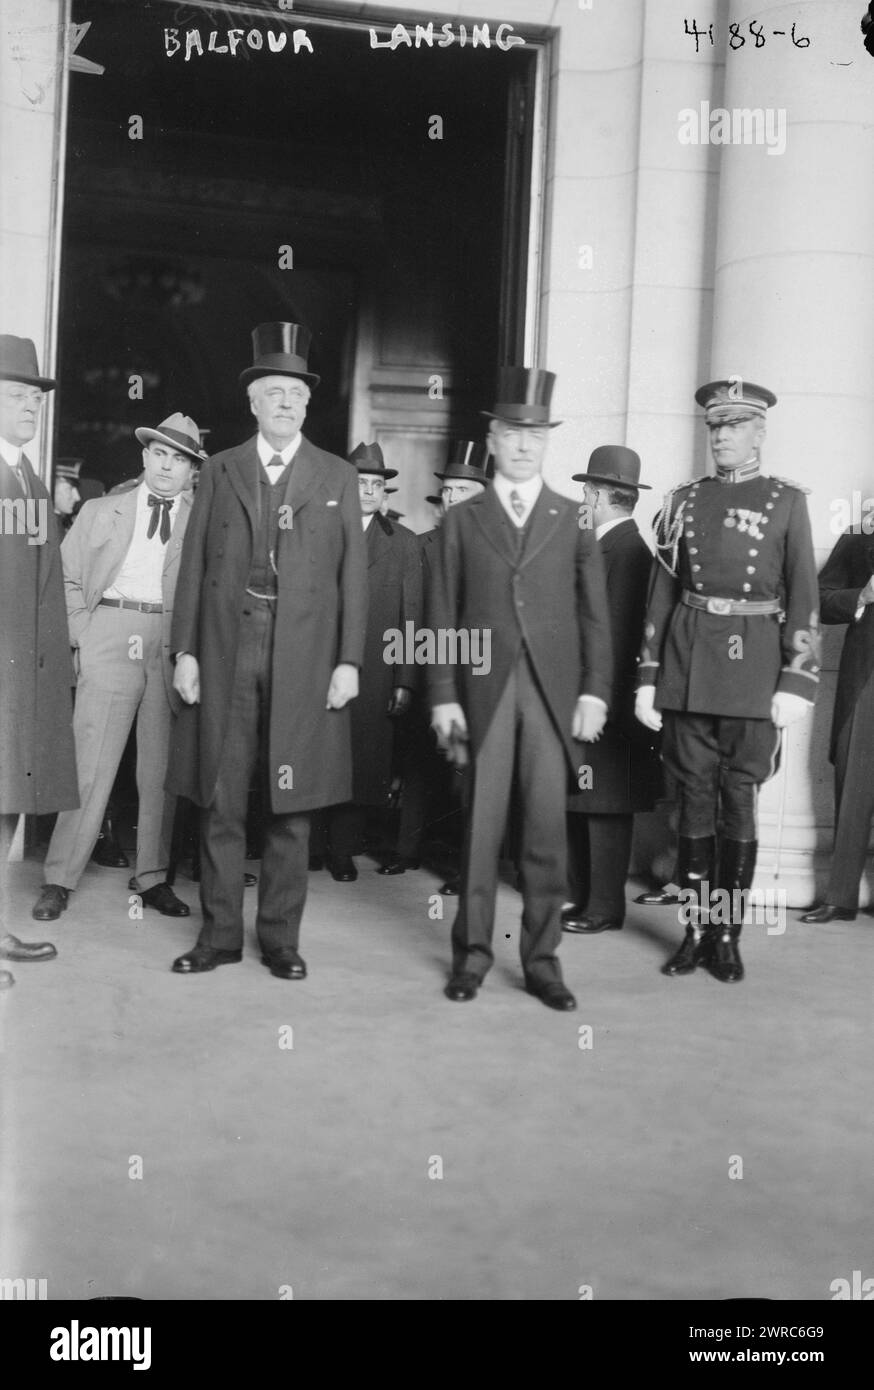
638, 380, 820, 981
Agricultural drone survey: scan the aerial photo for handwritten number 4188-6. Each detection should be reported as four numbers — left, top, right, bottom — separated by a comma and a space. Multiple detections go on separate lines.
684, 20, 811, 52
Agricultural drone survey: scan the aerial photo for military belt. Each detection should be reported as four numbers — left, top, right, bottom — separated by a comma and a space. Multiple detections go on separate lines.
681, 590, 782, 617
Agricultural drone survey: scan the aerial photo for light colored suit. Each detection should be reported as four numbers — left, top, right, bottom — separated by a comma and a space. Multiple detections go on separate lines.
43, 484, 192, 893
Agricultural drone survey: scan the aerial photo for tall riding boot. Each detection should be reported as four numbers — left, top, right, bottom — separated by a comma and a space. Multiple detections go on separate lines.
661, 834, 716, 976
707, 837, 755, 983
91, 808, 129, 868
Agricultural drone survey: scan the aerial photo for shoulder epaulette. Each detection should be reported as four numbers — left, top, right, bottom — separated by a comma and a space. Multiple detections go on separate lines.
767, 475, 812, 496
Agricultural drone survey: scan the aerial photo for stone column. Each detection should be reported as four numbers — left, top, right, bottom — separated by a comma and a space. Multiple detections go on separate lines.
706, 1, 874, 903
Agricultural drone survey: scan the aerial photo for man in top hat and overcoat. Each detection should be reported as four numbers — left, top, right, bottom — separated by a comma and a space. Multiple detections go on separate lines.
318, 441, 422, 880
0, 335, 79, 987
563, 446, 662, 934
635, 378, 820, 982
428, 367, 613, 1010
168, 323, 368, 980
31, 413, 203, 924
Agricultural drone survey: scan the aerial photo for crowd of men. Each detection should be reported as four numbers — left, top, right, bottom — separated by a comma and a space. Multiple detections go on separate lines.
0, 321, 867, 1006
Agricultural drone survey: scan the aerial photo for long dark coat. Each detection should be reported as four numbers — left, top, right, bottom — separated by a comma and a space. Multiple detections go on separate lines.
351, 512, 423, 805
427, 483, 613, 783
818, 528, 874, 763
0, 455, 78, 813
167, 435, 368, 813
568, 518, 662, 814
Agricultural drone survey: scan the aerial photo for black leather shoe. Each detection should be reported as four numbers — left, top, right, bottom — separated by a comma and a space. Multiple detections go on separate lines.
562, 912, 623, 934
0, 970, 13, 990
800, 903, 856, 923
525, 979, 577, 1011
377, 857, 420, 875
444, 972, 480, 1001
329, 856, 358, 882
32, 884, 69, 921
172, 945, 242, 973
707, 929, 745, 983
91, 817, 129, 868
439, 877, 460, 896
661, 928, 704, 976
634, 888, 680, 906
140, 883, 191, 917
0, 932, 57, 962
261, 949, 307, 980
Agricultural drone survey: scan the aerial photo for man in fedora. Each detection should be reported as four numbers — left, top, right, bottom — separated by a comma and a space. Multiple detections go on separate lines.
635, 379, 819, 982
313, 442, 422, 880
429, 368, 613, 1010
563, 447, 662, 934
0, 335, 77, 986
168, 323, 367, 979
31, 413, 201, 924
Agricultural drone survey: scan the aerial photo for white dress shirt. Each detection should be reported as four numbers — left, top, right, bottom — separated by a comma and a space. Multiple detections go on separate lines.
257, 432, 301, 481
103, 483, 180, 604
0, 436, 22, 468
493, 472, 543, 527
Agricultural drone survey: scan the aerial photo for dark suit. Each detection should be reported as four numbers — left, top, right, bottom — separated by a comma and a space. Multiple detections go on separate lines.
168, 434, 367, 955
428, 483, 613, 985
817, 528, 874, 908
566, 517, 661, 919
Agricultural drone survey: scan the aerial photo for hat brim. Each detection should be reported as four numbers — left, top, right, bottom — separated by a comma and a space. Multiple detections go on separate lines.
571, 472, 651, 490
480, 411, 561, 428
134, 426, 204, 462
0, 370, 56, 391
356, 468, 398, 481
239, 366, 320, 389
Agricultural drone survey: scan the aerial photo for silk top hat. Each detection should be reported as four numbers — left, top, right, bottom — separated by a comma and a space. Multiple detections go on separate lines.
0, 335, 56, 391
695, 378, 777, 422
572, 445, 651, 490
55, 458, 83, 482
434, 439, 490, 485
348, 441, 398, 480
239, 322, 320, 389
135, 413, 205, 462
481, 366, 561, 427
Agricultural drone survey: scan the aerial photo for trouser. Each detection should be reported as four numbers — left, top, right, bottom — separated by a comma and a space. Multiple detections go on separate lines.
825, 677, 874, 910
661, 711, 779, 839
197, 598, 309, 956
44, 606, 175, 892
451, 653, 567, 986
566, 812, 634, 921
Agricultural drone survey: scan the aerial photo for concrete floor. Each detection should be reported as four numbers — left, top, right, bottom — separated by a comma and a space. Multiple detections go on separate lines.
1, 852, 871, 1301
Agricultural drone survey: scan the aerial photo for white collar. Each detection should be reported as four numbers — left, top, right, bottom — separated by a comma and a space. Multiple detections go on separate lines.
257, 433, 302, 467
0, 436, 23, 468
493, 472, 543, 503
139, 480, 179, 510
595, 515, 629, 541
362, 512, 376, 531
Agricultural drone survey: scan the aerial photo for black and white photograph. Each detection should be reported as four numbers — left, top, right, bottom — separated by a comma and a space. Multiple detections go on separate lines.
1, 0, 873, 1342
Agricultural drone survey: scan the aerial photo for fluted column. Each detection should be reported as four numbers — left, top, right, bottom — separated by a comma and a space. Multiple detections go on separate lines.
707, 1, 874, 902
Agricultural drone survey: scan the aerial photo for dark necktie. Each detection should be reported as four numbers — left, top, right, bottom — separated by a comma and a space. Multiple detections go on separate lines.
267, 453, 287, 475
13, 457, 30, 498
146, 493, 173, 543
509, 488, 525, 520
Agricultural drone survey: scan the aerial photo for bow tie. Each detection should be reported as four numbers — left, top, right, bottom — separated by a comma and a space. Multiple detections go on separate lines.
146, 493, 173, 543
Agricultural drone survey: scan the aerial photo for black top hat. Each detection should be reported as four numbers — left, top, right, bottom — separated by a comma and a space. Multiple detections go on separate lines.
572, 445, 650, 490
239, 322, 320, 389
481, 366, 560, 427
0, 335, 56, 391
348, 441, 398, 480
434, 440, 490, 485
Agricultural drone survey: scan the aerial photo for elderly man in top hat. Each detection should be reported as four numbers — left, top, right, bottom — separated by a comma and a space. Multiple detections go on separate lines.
429, 368, 613, 1010
0, 335, 79, 987
167, 323, 367, 979
316, 441, 422, 880
563, 446, 662, 934
31, 414, 202, 924
635, 378, 820, 982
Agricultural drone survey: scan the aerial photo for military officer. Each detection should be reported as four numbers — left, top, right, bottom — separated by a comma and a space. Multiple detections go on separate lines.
635, 379, 820, 982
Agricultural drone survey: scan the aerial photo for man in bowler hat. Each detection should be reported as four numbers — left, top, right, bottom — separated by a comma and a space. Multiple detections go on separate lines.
168, 323, 367, 979
0, 335, 78, 988
635, 379, 819, 981
563, 447, 662, 934
429, 367, 613, 1010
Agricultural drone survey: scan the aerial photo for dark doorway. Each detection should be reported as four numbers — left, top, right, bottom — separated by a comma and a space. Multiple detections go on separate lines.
58, 0, 539, 524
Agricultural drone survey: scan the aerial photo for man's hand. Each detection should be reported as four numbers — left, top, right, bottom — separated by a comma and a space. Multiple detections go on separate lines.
635, 685, 662, 732
770, 692, 812, 728
173, 653, 200, 705
326, 663, 359, 709
573, 696, 607, 743
387, 686, 413, 719
431, 703, 468, 765
859, 576, 874, 606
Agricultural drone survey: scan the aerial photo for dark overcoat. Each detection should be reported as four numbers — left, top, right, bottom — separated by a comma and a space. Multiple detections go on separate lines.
0, 455, 78, 813
167, 435, 368, 813
818, 528, 874, 764
427, 482, 613, 783
351, 512, 423, 805
568, 518, 662, 814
